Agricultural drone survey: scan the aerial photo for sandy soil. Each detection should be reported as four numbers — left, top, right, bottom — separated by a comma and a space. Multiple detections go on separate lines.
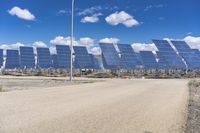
0, 78, 189, 133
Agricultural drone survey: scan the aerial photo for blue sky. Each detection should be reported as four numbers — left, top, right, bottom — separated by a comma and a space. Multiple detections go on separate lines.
0, 0, 200, 48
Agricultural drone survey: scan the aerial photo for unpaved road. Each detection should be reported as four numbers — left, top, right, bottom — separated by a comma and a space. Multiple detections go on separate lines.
0, 79, 188, 133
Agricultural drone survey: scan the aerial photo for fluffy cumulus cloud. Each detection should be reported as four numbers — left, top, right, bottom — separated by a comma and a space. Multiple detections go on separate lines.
49, 47, 57, 55
90, 47, 101, 55
81, 13, 102, 23
8, 6, 35, 21
50, 36, 78, 45
99, 38, 120, 44
184, 36, 200, 49
0, 42, 25, 55
105, 11, 139, 27
32, 41, 47, 48
131, 43, 158, 53
0, 42, 24, 50
79, 37, 95, 46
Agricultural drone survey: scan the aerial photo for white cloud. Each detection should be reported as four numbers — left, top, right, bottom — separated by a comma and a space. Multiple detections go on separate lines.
49, 46, 57, 55
57, 10, 71, 16
0, 42, 24, 50
0, 42, 25, 55
8, 6, 35, 21
144, 4, 164, 11
90, 47, 101, 55
132, 43, 158, 53
81, 13, 102, 23
78, 6, 102, 16
50, 36, 78, 45
184, 36, 200, 49
99, 38, 120, 44
79, 37, 95, 46
105, 11, 139, 27
33, 41, 47, 48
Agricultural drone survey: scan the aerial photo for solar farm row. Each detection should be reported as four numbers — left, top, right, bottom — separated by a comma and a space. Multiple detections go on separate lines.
0, 46, 100, 70
0, 40, 200, 70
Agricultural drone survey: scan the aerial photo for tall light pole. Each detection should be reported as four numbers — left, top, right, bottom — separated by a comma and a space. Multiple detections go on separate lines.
70, 0, 75, 81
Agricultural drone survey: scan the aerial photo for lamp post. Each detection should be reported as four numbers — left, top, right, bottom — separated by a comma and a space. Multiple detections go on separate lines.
70, 0, 75, 81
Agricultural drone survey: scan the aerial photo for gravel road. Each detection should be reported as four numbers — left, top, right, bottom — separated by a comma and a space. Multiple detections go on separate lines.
0, 78, 188, 133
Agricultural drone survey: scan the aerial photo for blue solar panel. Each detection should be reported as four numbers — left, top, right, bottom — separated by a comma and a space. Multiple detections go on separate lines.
117, 44, 139, 69
73, 46, 93, 69
99, 43, 121, 69
5, 50, 20, 69
52, 54, 58, 69
89, 54, 102, 70
36, 47, 52, 68
20, 47, 35, 69
0, 49, 3, 67
153, 39, 186, 69
171, 41, 200, 69
140, 51, 158, 69
56, 45, 71, 69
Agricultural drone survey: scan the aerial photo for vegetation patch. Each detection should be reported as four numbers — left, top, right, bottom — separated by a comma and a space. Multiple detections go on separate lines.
0, 86, 8, 92
186, 80, 200, 133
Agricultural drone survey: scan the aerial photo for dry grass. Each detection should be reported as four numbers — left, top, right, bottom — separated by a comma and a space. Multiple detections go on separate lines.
0, 86, 7, 92
186, 80, 200, 133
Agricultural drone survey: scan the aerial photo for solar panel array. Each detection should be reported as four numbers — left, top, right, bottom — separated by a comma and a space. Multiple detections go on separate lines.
56, 45, 71, 69
117, 44, 139, 69
171, 41, 200, 69
0, 49, 3, 67
99, 43, 121, 69
20, 47, 35, 69
73, 46, 93, 69
37, 48, 52, 69
140, 51, 158, 69
5, 50, 20, 69
153, 40, 186, 70
1, 39, 200, 71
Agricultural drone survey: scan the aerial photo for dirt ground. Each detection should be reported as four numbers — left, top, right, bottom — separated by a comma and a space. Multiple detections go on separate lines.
0, 76, 189, 133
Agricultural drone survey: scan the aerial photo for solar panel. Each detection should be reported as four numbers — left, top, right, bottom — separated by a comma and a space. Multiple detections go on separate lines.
36, 47, 52, 69
153, 39, 186, 70
52, 54, 58, 69
56, 45, 71, 69
117, 44, 139, 69
89, 54, 102, 70
73, 46, 93, 69
99, 43, 121, 69
0, 49, 3, 67
140, 51, 158, 69
171, 41, 200, 69
5, 50, 20, 69
20, 47, 35, 69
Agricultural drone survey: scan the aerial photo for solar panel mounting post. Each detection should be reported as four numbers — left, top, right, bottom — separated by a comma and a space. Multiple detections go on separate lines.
70, 0, 75, 81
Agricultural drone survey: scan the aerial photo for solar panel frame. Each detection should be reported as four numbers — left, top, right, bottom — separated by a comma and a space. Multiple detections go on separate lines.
140, 51, 158, 69
171, 41, 200, 69
5, 49, 20, 69
117, 44, 139, 69
36, 47, 52, 69
99, 43, 121, 70
153, 39, 186, 70
20, 47, 35, 69
73, 46, 93, 69
55, 45, 71, 69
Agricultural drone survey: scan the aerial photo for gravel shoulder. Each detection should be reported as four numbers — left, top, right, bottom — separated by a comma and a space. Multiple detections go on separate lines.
0, 78, 189, 133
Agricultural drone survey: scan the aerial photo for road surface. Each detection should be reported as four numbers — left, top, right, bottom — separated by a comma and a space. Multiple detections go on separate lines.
0, 79, 188, 133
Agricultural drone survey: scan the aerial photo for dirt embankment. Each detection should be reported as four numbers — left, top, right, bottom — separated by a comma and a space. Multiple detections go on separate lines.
186, 80, 200, 133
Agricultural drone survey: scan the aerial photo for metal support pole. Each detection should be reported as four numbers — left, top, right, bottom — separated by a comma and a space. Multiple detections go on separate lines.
70, 0, 75, 81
